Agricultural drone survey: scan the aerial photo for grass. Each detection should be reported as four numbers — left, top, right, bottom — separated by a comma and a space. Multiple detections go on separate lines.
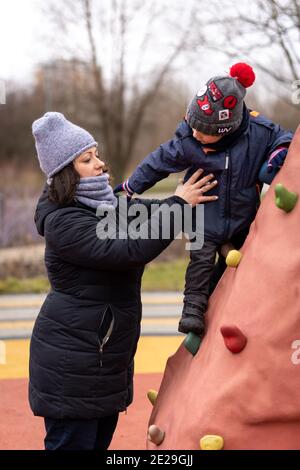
142, 173, 182, 195
142, 258, 188, 291
0, 258, 189, 295
0, 276, 50, 295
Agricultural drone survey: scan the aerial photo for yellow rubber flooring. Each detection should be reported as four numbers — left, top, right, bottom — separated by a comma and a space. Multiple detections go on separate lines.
0, 336, 183, 380
0, 318, 178, 330
0, 295, 183, 309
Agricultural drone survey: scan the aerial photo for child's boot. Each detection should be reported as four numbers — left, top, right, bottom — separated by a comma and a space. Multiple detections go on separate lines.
178, 302, 206, 336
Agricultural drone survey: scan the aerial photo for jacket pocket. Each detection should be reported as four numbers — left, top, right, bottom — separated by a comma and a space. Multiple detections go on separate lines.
99, 306, 115, 367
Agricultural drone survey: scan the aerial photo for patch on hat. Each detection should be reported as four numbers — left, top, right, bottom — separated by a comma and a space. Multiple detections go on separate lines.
217, 126, 233, 134
197, 96, 214, 115
197, 85, 207, 97
219, 109, 230, 121
223, 95, 237, 109
208, 81, 223, 101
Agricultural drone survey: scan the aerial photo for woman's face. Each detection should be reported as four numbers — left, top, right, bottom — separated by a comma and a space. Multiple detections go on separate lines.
73, 146, 105, 178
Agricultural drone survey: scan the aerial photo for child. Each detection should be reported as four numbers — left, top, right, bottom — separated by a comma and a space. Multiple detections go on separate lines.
115, 63, 293, 337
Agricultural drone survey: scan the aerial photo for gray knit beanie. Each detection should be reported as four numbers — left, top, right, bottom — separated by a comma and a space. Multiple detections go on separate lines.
32, 112, 98, 178
186, 63, 255, 136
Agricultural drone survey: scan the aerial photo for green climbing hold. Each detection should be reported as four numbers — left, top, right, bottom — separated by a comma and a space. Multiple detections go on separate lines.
275, 183, 298, 213
183, 332, 202, 356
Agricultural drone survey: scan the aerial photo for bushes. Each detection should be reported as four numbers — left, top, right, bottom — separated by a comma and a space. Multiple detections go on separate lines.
0, 234, 189, 294
0, 188, 43, 249
142, 258, 188, 292
0, 244, 46, 279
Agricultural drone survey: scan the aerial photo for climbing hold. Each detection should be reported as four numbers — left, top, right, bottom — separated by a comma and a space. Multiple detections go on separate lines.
183, 332, 202, 356
226, 249, 242, 267
200, 434, 224, 450
147, 389, 158, 406
148, 424, 165, 445
220, 325, 247, 353
275, 183, 298, 213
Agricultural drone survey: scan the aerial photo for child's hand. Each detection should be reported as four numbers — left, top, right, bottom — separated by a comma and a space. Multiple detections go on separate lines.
113, 180, 134, 198
267, 147, 288, 173
259, 147, 288, 185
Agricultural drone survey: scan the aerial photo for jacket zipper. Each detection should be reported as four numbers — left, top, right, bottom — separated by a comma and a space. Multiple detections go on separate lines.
224, 151, 231, 240
99, 307, 115, 368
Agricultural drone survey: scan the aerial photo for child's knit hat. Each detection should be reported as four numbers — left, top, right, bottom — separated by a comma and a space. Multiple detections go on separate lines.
186, 63, 255, 136
32, 112, 97, 178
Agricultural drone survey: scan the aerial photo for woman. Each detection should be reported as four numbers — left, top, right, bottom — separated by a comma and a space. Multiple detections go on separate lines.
29, 112, 218, 450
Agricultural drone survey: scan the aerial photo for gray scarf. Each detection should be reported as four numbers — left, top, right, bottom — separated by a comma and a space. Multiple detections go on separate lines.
75, 174, 118, 209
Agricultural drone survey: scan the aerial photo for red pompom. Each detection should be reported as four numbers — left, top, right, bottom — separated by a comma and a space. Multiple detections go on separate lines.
229, 62, 255, 88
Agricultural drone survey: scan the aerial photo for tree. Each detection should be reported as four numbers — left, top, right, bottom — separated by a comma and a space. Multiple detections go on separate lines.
42, 0, 196, 182
193, 0, 300, 106
0, 82, 44, 168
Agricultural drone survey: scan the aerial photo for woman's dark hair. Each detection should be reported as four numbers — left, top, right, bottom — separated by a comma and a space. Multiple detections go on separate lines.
48, 162, 80, 205
48, 161, 112, 205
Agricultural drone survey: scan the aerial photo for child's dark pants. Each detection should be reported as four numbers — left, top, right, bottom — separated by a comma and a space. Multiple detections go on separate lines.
181, 228, 249, 334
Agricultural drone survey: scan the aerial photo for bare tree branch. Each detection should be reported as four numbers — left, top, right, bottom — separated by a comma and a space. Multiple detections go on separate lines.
268, 0, 299, 80
193, 0, 300, 88
82, 0, 113, 156
123, 8, 195, 164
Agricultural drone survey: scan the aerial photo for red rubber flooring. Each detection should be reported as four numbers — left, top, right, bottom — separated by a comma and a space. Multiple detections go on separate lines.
0, 373, 162, 450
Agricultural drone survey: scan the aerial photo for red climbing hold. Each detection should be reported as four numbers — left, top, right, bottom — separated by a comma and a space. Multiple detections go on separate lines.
220, 325, 247, 353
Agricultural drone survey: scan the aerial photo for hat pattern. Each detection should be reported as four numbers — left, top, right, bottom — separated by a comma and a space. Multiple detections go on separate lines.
187, 63, 255, 136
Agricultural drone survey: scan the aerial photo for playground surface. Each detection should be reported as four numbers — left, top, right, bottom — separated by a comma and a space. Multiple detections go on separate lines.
0, 336, 182, 450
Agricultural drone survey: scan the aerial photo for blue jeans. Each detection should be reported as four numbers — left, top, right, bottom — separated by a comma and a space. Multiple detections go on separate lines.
44, 413, 119, 450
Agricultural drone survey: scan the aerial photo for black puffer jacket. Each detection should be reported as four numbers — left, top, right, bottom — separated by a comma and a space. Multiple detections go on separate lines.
29, 191, 185, 419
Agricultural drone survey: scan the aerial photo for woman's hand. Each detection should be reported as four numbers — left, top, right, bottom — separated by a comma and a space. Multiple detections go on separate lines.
175, 169, 218, 207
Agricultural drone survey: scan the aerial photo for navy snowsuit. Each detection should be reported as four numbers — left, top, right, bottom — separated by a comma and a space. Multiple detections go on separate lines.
126, 112, 293, 314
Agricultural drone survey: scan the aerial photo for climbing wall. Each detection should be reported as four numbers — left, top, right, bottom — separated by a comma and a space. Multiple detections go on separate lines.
147, 126, 300, 450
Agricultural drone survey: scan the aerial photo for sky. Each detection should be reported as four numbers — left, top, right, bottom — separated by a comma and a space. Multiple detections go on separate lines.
0, 0, 227, 92
0, 0, 285, 103
0, 0, 45, 83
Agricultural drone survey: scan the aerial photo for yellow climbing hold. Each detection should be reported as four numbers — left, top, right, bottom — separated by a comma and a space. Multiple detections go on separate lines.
200, 435, 224, 450
250, 110, 260, 117
147, 389, 158, 406
226, 249, 242, 267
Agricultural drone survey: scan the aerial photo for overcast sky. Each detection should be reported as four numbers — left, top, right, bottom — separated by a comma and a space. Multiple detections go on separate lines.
0, 0, 275, 103
0, 0, 229, 92
0, 0, 45, 83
